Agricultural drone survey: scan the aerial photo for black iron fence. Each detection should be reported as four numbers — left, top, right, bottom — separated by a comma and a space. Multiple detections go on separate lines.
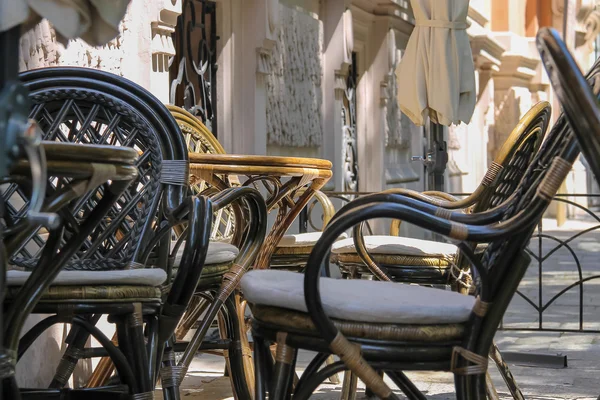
300, 192, 600, 334
505, 194, 600, 334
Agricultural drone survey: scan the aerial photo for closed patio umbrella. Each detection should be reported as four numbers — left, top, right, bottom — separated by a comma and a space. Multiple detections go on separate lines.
398, 0, 475, 126
0, 0, 130, 46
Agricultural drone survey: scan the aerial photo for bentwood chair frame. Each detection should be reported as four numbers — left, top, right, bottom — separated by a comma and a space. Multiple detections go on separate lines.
166, 105, 257, 399
333, 102, 550, 399
3, 67, 222, 399
245, 54, 600, 399
2, 141, 139, 399
537, 28, 600, 185
536, 24, 600, 400
165, 105, 340, 399
5, 66, 190, 399
18, 68, 269, 400
342, 101, 551, 288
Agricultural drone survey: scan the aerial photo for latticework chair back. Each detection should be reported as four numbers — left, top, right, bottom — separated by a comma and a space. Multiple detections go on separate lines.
388, 102, 550, 239
474, 103, 550, 212
167, 105, 235, 242
16, 67, 189, 271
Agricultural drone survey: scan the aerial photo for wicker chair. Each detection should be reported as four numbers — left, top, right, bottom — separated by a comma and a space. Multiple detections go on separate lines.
238, 55, 600, 399
332, 101, 551, 288
332, 102, 550, 398
7, 66, 225, 398
2, 141, 139, 398
167, 105, 341, 260
537, 28, 600, 183
18, 69, 268, 399
166, 106, 341, 398
163, 105, 269, 399
536, 28, 600, 400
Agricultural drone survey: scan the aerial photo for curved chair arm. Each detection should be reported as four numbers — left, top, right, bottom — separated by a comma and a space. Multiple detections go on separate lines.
387, 189, 467, 235
352, 222, 393, 282
152, 187, 267, 347
382, 187, 476, 209
295, 188, 336, 230
172, 187, 268, 371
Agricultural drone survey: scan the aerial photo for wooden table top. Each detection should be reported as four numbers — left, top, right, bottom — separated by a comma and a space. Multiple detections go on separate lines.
188, 153, 332, 170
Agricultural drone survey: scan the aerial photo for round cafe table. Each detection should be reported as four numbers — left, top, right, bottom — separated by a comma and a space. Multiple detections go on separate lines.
188, 153, 332, 269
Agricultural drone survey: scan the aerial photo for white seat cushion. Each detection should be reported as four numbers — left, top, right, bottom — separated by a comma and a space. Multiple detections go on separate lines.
331, 235, 457, 258
277, 232, 348, 248
174, 241, 239, 266
6, 269, 167, 287
241, 270, 474, 324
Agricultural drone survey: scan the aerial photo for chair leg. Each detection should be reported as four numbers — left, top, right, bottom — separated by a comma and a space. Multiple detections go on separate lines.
386, 371, 426, 400
489, 342, 524, 400
364, 370, 384, 398
485, 371, 499, 400
159, 346, 182, 400
86, 331, 118, 388
454, 372, 467, 400
116, 303, 153, 398
270, 333, 297, 400
162, 295, 223, 399
325, 355, 341, 384
339, 371, 358, 400
174, 295, 210, 341
253, 336, 269, 400
50, 314, 101, 389
220, 294, 254, 400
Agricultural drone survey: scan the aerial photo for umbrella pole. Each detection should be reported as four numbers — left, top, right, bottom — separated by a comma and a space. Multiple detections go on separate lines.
427, 121, 448, 192
427, 122, 448, 243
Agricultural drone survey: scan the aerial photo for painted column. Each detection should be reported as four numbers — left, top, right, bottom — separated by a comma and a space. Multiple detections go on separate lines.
215, 0, 278, 154
322, 2, 353, 191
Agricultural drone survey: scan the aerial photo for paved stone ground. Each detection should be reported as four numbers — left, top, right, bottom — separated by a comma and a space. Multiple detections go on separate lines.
157, 218, 600, 399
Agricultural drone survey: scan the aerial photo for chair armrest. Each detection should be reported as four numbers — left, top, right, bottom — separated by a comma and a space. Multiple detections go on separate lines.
385, 188, 478, 236
155, 187, 267, 344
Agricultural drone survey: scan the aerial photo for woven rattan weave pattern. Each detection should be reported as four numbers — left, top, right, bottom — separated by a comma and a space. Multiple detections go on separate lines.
7, 87, 162, 271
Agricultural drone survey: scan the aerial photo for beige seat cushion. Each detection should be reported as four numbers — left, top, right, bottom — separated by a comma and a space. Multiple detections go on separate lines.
241, 270, 474, 324
7, 268, 167, 287
173, 241, 239, 266
277, 232, 348, 248
331, 235, 457, 258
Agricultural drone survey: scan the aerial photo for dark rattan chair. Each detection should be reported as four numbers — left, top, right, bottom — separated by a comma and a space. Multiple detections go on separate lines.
4, 66, 227, 399
536, 25, 600, 400
332, 101, 550, 288
332, 101, 550, 398
238, 55, 600, 399
166, 105, 338, 398
19, 68, 267, 400
2, 140, 139, 399
7, 67, 189, 398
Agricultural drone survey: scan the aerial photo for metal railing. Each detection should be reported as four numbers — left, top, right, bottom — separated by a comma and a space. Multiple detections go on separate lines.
505, 194, 600, 333
300, 191, 600, 334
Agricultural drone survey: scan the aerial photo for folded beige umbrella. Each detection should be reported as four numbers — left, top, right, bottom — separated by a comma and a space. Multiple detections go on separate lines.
0, 0, 130, 46
398, 0, 476, 126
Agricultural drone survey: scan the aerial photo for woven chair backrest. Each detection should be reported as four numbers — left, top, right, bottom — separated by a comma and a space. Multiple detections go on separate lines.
10, 68, 188, 271
167, 105, 236, 242
473, 104, 550, 213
